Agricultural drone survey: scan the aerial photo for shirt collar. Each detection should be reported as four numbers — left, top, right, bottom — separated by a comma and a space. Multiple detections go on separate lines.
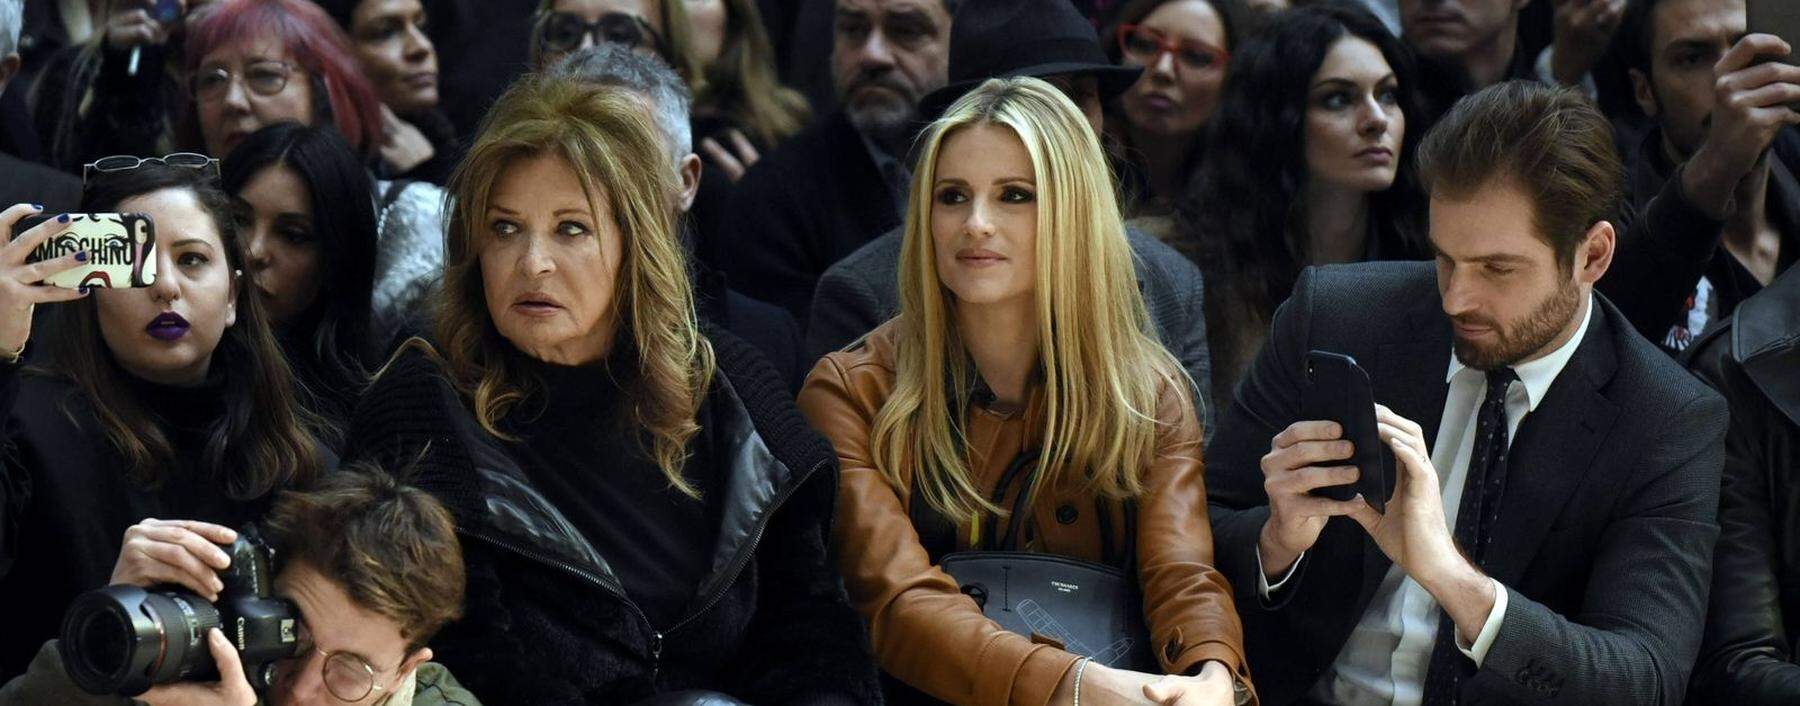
1445, 293, 1594, 412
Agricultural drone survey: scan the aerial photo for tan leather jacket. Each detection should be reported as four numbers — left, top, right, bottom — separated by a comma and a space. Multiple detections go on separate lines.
798, 323, 1252, 706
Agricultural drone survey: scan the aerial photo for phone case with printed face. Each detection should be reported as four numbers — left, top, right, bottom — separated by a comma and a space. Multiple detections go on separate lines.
16, 213, 159, 289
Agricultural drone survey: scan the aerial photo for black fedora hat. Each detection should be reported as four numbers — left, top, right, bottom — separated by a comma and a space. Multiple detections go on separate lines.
918, 0, 1143, 120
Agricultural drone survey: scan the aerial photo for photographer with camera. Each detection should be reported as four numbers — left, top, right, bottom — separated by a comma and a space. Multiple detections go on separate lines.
0, 463, 479, 706
0, 160, 326, 680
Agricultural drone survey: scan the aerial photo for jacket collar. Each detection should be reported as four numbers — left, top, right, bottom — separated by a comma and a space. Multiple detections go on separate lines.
436, 368, 824, 606
1731, 265, 1800, 428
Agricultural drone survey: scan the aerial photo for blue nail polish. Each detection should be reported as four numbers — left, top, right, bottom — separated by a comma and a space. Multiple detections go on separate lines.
75, 251, 87, 262
78, 286, 90, 295
56, 213, 69, 223
31, 204, 42, 211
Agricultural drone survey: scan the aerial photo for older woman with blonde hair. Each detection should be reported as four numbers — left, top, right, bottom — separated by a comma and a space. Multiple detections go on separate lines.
799, 76, 1255, 706
342, 71, 881, 705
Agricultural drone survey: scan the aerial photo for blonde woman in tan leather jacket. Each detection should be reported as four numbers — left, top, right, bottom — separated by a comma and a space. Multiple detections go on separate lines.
799, 77, 1255, 706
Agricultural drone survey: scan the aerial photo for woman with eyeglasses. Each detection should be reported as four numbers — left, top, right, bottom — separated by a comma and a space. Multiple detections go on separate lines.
182, 0, 448, 345
221, 122, 380, 430
314, 0, 464, 186
0, 161, 325, 681
1101, 0, 1247, 235
1177, 2, 1427, 411
528, 0, 699, 78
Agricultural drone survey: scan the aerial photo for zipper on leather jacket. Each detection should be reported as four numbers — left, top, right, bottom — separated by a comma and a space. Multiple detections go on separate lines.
656, 457, 828, 638
464, 456, 829, 689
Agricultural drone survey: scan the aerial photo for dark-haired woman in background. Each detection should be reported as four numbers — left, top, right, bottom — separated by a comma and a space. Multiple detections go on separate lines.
1180, 1, 1427, 408
314, 0, 464, 185
181, 0, 447, 338
0, 162, 324, 679
528, 0, 698, 76
222, 122, 380, 428
1102, 0, 1245, 236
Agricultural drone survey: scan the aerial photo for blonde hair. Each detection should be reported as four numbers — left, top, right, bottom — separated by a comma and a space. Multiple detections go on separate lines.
872, 76, 1190, 525
693, 0, 810, 147
438, 73, 716, 497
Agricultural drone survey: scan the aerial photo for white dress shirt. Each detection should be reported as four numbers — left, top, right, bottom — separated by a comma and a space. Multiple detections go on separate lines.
1256, 295, 1595, 706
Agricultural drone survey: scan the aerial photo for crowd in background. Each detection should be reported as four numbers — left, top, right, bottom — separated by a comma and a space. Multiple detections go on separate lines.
0, 0, 1796, 704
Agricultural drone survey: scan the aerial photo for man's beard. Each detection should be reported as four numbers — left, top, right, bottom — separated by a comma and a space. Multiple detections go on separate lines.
842, 79, 919, 149
1452, 278, 1582, 370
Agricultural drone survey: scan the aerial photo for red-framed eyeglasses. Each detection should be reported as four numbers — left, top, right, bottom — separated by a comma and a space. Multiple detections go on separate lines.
1116, 24, 1228, 74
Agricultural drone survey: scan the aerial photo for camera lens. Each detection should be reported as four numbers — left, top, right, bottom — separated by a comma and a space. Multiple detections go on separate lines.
73, 609, 130, 677
60, 586, 222, 696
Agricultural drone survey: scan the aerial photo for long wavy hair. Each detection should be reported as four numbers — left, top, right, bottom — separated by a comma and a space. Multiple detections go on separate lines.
220, 122, 379, 411
692, 0, 810, 147
528, 0, 699, 87
438, 73, 716, 497
51, 163, 324, 499
872, 77, 1188, 525
1182, 1, 1426, 333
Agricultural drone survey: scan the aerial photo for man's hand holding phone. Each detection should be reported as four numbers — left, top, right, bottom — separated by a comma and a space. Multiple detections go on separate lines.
1257, 420, 1365, 580
1346, 405, 1499, 646
1680, 33, 1800, 219
0, 205, 92, 358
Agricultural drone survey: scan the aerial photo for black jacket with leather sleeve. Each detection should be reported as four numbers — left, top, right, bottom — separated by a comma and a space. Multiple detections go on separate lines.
1686, 266, 1800, 705
342, 330, 881, 705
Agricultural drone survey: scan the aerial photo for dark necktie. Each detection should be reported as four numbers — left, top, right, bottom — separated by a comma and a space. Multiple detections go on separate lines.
1420, 367, 1518, 704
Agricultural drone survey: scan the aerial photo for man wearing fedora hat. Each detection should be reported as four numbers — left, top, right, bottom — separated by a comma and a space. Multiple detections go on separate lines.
807, 0, 1219, 441
719, 0, 957, 323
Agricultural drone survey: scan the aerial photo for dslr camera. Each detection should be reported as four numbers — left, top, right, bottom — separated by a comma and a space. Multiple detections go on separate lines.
57, 526, 300, 696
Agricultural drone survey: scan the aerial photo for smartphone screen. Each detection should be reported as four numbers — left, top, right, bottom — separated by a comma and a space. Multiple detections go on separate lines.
1300, 350, 1389, 512
12, 214, 159, 289
151, 0, 182, 25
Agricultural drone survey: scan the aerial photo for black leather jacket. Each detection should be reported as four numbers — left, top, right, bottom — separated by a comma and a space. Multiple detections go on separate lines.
344, 333, 881, 705
1687, 265, 1800, 704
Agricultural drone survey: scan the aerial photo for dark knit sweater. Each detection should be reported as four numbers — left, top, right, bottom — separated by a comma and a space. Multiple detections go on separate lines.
0, 365, 260, 680
344, 331, 881, 705
499, 356, 724, 627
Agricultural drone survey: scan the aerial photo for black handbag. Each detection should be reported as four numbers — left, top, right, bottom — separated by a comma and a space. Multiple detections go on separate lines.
913, 450, 1157, 672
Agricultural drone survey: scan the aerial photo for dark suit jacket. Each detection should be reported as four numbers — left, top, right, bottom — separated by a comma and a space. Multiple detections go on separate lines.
806, 225, 1216, 439
0, 152, 81, 214
720, 109, 903, 322
1207, 262, 1727, 705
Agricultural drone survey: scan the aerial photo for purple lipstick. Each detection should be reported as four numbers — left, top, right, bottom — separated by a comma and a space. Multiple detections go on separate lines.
146, 312, 190, 341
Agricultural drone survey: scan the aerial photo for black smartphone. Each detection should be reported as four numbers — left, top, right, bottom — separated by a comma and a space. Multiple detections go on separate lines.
1299, 350, 1389, 513
151, 0, 182, 25
1749, 0, 1800, 65
11, 213, 159, 288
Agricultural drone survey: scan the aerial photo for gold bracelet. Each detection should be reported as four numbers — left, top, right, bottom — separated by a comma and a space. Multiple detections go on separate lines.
1073, 657, 1090, 706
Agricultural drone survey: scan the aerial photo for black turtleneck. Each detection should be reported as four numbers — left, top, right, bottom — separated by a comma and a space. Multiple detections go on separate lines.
0, 363, 263, 677
499, 355, 723, 628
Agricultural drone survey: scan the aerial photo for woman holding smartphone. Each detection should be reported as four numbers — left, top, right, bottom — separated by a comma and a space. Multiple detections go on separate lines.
0, 161, 324, 680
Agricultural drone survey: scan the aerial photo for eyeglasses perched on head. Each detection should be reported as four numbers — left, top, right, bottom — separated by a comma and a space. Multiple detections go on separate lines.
1116, 25, 1229, 74
82, 152, 222, 184
189, 60, 300, 102
536, 11, 668, 59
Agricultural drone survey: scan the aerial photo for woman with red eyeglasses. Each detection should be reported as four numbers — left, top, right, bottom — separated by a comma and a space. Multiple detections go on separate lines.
1103, 0, 1248, 239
